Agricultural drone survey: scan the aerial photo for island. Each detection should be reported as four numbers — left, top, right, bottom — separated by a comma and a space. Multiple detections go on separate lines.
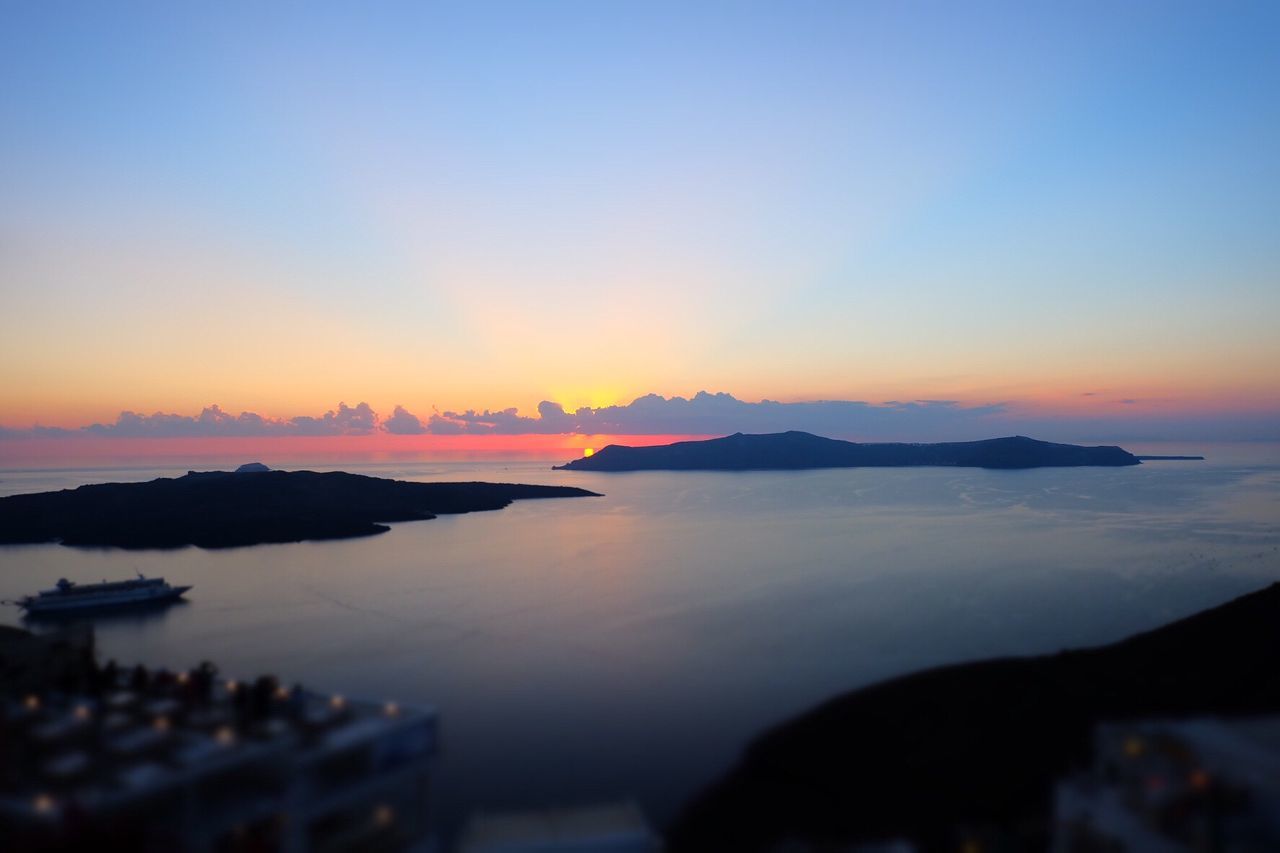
555, 431, 1141, 472
668, 581, 1280, 851
0, 468, 600, 549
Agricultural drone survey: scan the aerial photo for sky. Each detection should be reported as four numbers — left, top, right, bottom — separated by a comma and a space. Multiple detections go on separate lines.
1, 1, 1278, 457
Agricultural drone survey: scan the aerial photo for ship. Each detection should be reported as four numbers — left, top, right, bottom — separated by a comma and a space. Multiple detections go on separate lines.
14, 574, 192, 614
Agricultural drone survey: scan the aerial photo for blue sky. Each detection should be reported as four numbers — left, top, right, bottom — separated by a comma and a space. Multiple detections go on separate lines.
1, 1, 1277, 440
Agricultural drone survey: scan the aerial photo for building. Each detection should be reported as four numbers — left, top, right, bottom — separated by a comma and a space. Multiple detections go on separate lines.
0, 628, 437, 852
1053, 717, 1280, 852
457, 800, 662, 853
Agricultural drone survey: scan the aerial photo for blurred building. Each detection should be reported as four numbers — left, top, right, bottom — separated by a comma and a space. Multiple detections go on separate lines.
1053, 717, 1280, 852
0, 626, 437, 852
457, 800, 662, 853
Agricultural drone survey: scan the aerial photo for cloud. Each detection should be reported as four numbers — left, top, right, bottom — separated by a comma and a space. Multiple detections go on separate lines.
421, 391, 1007, 439
410, 392, 1280, 441
0, 425, 77, 439
4, 392, 1276, 443
383, 405, 428, 435
2, 402, 381, 439
0, 393, 1008, 441
287, 402, 378, 436
425, 404, 575, 436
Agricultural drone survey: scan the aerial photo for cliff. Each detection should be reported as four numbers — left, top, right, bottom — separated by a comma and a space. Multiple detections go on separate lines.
668, 582, 1280, 850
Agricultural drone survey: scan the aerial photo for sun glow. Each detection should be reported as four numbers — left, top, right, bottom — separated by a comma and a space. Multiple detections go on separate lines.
547, 387, 627, 412
583, 448, 595, 457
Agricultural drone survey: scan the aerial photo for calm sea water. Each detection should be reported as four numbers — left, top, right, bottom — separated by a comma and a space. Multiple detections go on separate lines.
2, 444, 1279, 836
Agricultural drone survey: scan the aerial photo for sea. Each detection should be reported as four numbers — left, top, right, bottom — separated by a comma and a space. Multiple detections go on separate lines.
2, 442, 1279, 838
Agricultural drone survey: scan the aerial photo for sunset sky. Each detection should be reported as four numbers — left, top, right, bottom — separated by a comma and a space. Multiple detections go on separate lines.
2, 2, 1278, 455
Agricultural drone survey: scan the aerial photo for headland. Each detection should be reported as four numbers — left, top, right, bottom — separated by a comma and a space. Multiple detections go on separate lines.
0, 468, 599, 549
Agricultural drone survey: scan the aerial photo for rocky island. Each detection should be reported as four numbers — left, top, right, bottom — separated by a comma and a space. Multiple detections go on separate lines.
556, 431, 1141, 472
0, 468, 599, 549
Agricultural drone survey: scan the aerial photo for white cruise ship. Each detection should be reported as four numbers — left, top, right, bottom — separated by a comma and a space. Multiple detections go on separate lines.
16, 575, 192, 614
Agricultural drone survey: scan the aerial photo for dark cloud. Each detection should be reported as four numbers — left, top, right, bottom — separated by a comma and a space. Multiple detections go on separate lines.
0, 425, 76, 439
3, 393, 1275, 442
411, 392, 1279, 441
3, 402, 380, 439
423, 391, 1007, 439
287, 402, 378, 436
426, 406, 566, 435
383, 405, 428, 435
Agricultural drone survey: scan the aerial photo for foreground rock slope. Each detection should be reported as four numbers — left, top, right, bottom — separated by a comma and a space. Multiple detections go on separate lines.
668, 581, 1280, 851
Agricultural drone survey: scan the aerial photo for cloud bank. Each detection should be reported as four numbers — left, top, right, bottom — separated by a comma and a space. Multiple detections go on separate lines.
420, 392, 1007, 438
0, 394, 1004, 441
1, 392, 1276, 442
0, 403, 379, 439
382, 405, 429, 435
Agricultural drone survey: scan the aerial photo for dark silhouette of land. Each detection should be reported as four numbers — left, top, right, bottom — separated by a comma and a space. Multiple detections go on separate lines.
556, 431, 1140, 472
0, 469, 599, 549
1135, 454, 1206, 461
668, 582, 1280, 851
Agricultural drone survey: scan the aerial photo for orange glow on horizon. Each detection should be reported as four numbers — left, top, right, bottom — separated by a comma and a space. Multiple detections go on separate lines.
4, 368, 1278, 436
0, 433, 711, 469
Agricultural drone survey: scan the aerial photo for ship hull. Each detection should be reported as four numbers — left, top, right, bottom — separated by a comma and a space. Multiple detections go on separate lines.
21, 585, 192, 614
